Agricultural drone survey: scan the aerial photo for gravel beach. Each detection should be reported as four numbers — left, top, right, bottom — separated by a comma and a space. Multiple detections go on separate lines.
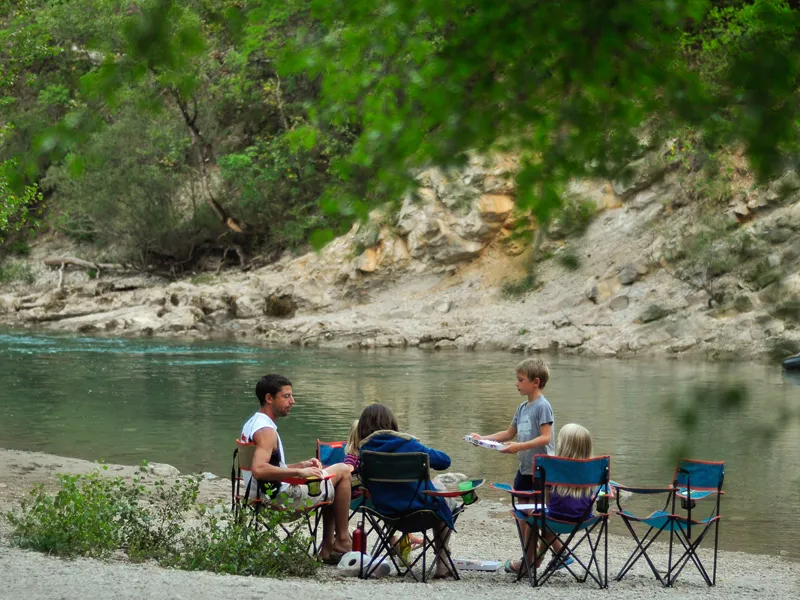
1, 449, 797, 600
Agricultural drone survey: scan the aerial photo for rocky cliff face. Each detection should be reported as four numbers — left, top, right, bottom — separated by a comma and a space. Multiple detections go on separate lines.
1, 150, 799, 360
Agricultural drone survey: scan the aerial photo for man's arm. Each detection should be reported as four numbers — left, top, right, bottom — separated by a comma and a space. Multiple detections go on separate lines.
470, 424, 517, 443
251, 428, 323, 481
501, 422, 552, 454
287, 458, 321, 469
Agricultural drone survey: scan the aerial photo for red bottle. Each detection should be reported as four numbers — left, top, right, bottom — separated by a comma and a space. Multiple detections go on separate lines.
353, 523, 366, 553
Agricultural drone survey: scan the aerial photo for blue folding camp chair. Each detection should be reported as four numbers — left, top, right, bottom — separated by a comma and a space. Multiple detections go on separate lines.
611, 459, 724, 587
317, 439, 363, 519
492, 454, 612, 588
317, 439, 346, 468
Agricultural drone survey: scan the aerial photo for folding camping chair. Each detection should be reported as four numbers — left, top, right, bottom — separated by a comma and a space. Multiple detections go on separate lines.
316, 439, 346, 468
612, 458, 724, 587
231, 439, 333, 555
317, 438, 363, 519
358, 449, 484, 582
492, 454, 612, 588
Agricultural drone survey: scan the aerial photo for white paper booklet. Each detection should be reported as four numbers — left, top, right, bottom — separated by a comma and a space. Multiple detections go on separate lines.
463, 434, 506, 451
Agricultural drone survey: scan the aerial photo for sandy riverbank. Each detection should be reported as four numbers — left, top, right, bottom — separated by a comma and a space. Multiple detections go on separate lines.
0, 448, 797, 599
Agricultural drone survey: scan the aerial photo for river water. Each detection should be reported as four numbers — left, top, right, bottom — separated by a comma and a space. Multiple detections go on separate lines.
0, 330, 798, 559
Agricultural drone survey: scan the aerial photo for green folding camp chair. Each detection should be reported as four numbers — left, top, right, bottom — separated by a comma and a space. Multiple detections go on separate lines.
358, 450, 484, 582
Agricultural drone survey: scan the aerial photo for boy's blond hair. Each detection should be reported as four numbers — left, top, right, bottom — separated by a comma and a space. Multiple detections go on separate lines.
553, 423, 594, 498
345, 419, 360, 455
515, 358, 550, 389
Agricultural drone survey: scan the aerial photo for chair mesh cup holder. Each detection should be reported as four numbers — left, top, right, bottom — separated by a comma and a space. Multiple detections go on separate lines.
680, 496, 696, 511
596, 495, 609, 513
458, 481, 478, 505
306, 478, 322, 496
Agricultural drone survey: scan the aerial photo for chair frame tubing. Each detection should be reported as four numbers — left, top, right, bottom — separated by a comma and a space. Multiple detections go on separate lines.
358, 507, 461, 583
614, 465, 724, 587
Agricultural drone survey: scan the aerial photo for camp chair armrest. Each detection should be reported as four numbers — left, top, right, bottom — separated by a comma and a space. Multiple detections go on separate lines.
422, 478, 485, 498
422, 489, 467, 498
281, 473, 335, 486
490, 482, 542, 498
611, 482, 675, 494
674, 488, 725, 498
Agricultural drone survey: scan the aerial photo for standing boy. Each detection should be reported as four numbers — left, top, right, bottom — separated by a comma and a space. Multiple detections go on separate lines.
469, 358, 555, 576
470, 357, 555, 488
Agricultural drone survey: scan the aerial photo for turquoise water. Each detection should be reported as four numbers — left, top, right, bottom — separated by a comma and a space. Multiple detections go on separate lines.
0, 330, 798, 558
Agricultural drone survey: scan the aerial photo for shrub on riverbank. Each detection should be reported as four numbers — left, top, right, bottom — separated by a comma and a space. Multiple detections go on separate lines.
4, 464, 319, 577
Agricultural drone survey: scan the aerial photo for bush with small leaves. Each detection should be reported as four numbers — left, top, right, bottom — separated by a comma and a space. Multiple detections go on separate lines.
5, 463, 318, 578
170, 510, 319, 577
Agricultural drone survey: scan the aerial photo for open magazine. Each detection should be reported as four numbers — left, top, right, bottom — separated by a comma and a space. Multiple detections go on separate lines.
463, 434, 506, 451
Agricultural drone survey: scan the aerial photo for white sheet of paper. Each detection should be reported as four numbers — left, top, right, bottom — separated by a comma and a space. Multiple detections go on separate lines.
514, 503, 545, 512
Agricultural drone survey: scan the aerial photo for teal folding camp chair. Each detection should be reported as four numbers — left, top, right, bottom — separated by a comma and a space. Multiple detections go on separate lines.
358, 450, 484, 582
492, 454, 612, 588
316, 439, 346, 468
316, 438, 363, 519
231, 439, 332, 554
611, 459, 724, 587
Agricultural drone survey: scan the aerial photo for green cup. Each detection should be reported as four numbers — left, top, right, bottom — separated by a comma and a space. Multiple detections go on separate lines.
307, 478, 321, 496
459, 481, 477, 505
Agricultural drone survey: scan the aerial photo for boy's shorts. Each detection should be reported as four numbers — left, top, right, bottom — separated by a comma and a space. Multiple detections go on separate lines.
513, 471, 544, 502
514, 471, 535, 491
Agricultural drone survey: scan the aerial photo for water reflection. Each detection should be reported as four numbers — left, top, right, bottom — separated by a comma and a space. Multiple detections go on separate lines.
0, 330, 797, 559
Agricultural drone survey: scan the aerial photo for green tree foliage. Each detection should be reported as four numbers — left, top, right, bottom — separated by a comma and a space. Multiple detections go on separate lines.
0, 0, 351, 264
2, 0, 800, 262
283, 0, 800, 230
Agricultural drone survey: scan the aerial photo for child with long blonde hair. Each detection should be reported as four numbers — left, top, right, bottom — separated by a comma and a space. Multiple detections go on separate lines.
507, 423, 595, 574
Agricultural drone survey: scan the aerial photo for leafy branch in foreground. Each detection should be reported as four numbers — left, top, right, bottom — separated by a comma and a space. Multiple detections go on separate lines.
281, 0, 800, 234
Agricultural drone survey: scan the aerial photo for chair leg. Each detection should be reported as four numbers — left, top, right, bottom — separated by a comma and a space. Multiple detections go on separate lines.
615, 520, 667, 585
360, 522, 399, 580
712, 519, 720, 586
305, 509, 324, 556
604, 517, 609, 589
514, 518, 537, 586
537, 520, 606, 588
667, 522, 717, 586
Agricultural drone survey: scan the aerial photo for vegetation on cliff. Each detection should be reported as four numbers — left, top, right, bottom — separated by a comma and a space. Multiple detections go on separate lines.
1, 0, 799, 272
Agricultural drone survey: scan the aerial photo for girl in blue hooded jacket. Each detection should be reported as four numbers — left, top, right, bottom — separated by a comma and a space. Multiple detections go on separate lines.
357, 403, 458, 579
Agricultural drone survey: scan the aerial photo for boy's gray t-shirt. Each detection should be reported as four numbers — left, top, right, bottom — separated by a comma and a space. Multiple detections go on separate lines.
511, 396, 555, 475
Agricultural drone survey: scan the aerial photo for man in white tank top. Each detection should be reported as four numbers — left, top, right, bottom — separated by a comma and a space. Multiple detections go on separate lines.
242, 374, 353, 563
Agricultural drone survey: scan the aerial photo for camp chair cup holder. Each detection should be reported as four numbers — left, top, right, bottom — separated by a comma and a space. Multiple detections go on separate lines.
458, 481, 478, 505
306, 478, 322, 496
596, 495, 609, 513
680, 496, 696, 511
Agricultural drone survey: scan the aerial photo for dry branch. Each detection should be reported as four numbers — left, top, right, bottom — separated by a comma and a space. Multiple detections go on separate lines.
44, 257, 128, 271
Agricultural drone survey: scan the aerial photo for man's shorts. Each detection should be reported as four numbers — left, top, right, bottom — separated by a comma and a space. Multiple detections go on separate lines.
272, 472, 335, 510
